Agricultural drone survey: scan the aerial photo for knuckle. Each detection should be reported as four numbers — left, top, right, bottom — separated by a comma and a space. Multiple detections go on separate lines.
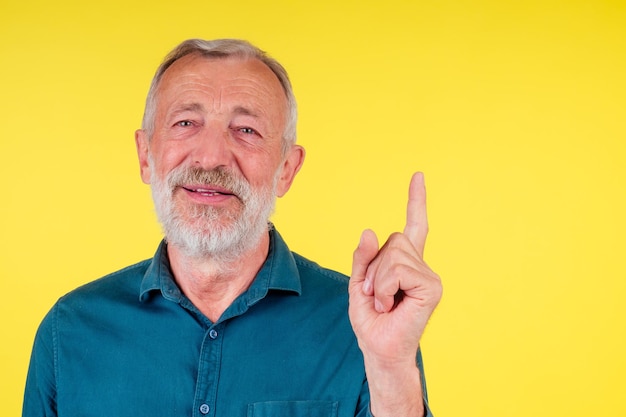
389, 263, 410, 278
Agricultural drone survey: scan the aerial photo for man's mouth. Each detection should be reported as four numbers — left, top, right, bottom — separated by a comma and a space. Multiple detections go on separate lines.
181, 186, 236, 198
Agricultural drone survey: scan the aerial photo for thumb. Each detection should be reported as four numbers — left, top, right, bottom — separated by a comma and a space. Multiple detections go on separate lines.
351, 229, 379, 289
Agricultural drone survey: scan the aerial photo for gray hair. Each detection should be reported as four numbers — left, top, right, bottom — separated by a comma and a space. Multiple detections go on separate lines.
141, 39, 298, 152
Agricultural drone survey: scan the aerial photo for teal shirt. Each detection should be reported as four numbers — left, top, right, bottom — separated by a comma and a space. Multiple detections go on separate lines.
24, 228, 432, 417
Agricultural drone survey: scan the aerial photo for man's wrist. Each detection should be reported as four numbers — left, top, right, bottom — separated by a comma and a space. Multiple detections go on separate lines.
364, 360, 424, 417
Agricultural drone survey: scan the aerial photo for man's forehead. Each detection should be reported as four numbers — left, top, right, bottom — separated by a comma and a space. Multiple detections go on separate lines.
160, 53, 281, 91
154, 54, 286, 111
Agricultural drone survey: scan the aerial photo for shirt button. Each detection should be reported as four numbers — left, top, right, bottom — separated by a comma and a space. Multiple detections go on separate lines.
199, 403, 210, 414
209, 329, 218, 339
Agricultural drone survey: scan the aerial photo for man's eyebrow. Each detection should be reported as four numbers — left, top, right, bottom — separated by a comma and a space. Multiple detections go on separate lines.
233, 106, 259, 118
170, 102, 205, 115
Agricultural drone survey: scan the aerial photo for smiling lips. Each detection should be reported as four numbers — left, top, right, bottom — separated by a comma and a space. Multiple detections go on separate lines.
181, 185, 238, 202
184, 186, 232, 196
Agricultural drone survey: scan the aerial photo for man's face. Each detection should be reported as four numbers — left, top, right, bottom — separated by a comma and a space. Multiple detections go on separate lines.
135, 54, 304, 259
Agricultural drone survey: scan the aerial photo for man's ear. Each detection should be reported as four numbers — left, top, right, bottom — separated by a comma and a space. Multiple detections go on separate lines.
276, 145, 306, 197
135, 129, 151, 184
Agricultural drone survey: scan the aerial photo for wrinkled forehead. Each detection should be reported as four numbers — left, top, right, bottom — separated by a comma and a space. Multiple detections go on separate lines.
155, 53, 289, 113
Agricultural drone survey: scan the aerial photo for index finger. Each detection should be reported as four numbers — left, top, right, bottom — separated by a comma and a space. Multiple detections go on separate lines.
403, 172, 429, 257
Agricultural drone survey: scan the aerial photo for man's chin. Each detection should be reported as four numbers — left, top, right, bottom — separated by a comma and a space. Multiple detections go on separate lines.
164, 220, 266, 262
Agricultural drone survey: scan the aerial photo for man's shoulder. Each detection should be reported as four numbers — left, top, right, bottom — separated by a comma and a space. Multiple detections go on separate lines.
291, 252, 350, 290
57, 258, 152, 307
33, 258, 155, 337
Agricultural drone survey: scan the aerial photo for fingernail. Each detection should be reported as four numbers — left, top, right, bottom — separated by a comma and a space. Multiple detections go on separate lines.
362, 279, 372, 295
375, 298, 384, 313
359, 231, 366, 247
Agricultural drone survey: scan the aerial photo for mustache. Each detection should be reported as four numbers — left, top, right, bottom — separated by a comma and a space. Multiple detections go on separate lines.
166, 166, 251, 200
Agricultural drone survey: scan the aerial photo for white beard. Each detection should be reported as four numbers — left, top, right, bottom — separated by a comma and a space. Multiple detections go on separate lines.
149, 158, 278, 264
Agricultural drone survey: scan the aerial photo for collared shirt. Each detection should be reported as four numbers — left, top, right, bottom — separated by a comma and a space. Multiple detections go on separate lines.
24, 228, 432, 417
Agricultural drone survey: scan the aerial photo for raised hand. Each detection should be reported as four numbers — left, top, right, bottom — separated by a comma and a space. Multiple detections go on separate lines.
348, 172, 442, 416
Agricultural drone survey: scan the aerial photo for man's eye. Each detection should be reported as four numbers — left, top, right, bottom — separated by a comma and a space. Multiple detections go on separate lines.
239, 127, 257, 135
176, 120, 193, 127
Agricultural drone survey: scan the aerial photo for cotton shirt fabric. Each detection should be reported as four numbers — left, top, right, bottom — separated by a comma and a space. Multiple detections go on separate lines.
24, 228, 433, 417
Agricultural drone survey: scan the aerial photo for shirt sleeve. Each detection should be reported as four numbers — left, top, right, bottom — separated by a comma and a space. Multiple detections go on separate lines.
23, 304, 58, 417
417, 347, 434, 416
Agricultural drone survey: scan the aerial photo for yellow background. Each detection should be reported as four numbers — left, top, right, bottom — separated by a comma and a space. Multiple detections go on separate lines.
2, 0, 625, 416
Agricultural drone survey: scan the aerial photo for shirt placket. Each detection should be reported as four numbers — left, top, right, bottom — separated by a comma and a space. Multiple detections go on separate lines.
193, 322, 225, 417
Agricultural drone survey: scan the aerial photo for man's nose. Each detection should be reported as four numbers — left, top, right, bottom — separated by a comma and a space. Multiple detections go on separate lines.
190, 123, 234, 170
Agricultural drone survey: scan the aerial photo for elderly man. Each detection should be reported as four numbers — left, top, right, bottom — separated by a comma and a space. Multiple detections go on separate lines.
23, 39, 442, 417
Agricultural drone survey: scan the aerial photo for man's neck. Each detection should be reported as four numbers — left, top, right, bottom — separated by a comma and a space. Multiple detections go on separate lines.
167, 232, 270, 323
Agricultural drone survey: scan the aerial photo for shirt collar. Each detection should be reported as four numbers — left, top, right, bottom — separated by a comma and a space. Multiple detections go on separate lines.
138, 227, 302, 304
